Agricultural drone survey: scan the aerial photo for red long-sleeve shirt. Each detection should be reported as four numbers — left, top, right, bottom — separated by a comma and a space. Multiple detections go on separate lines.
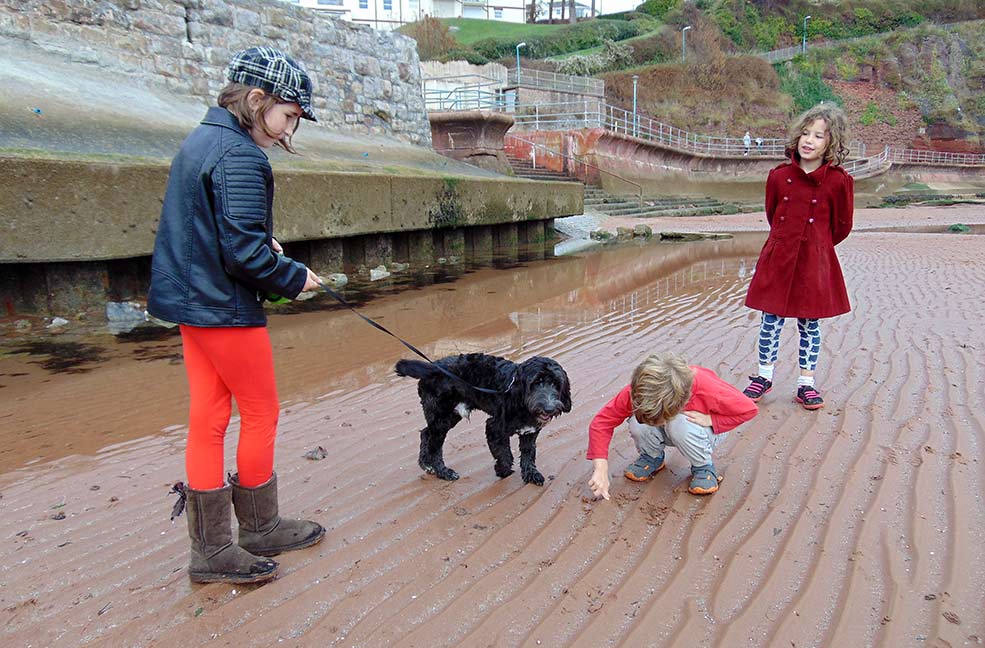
586, 366, 758, 460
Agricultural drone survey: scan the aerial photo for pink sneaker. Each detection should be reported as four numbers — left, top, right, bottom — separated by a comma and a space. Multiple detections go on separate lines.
742, 375, 772, 402
795, 385, 824, 410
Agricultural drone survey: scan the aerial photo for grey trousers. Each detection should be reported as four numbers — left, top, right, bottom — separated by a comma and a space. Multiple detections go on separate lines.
628, 413, 726, 468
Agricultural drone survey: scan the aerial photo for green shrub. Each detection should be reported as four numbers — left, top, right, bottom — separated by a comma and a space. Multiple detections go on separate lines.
751, 14, 790, 51
776, 64, 841, 113
637, 0, 681, 21
556, 39, 634, 76
859, 101, 897, 126
471, 19, 641, 60
439, 48, 488, 65
834, 55, 860, 80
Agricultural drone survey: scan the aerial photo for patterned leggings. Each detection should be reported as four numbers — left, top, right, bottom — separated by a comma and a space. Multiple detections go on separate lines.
757, 312, 821, 371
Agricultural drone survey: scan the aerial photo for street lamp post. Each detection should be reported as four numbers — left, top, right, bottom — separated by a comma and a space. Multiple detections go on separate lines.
515, 42, 527, 85
681, 25, 692, 63
632, 74, 639, 137
802, 15, 811, 54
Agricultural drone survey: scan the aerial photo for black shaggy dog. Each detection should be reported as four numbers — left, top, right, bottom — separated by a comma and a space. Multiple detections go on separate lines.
395, 354, 571, 485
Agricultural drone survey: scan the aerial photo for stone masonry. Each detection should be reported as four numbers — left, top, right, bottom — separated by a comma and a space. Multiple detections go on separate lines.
0, 0, 432, 146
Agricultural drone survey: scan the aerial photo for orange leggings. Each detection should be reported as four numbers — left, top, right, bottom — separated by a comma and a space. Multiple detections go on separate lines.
180, 325, 279, 490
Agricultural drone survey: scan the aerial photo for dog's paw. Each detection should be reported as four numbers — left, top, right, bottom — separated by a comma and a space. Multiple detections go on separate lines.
494, 464, 515, 479
436, 467, 460, 481
522, 469, 545, 486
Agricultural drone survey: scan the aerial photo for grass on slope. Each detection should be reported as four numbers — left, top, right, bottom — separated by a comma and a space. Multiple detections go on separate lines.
442, 18, 565, 46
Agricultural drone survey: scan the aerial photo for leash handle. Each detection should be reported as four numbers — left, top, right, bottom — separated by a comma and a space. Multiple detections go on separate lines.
315, 281, 514, 395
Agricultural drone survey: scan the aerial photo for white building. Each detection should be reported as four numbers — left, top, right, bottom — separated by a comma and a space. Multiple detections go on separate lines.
280, 0, 528, 31
535, 0, 594, 21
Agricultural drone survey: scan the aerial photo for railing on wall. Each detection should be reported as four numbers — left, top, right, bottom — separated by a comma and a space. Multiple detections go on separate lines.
510, 100, 874, 160
422, 74, 508, 112
505, 133, 644, 208
842, 146, 892, 177
506, 68, 605, 97
511, 100, 791, 157
427, 89, 984, 176
424, 87, 506, 111
889, 147, 985, 165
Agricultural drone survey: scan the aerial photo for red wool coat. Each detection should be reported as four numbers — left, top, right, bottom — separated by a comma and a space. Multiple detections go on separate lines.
745, 160, 854, 319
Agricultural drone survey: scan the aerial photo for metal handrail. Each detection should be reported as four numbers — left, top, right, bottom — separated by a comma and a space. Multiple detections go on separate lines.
424, 86, 506, 112
511, 100, 791, 157
842, 145, 892, 177
888, 147, 985, 165
505, 133, 644, 208
506, 68, 605, 96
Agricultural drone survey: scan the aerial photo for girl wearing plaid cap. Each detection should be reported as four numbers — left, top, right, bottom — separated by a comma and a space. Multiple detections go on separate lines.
148, 47, 324, 584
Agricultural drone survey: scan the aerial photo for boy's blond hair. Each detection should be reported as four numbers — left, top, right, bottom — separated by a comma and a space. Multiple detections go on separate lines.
630, 353, 694, 426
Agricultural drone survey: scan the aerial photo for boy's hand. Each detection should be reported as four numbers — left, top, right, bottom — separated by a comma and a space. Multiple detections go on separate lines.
684, 410, 712, 428
271, 237, 284, 254
588, 459, 610, 500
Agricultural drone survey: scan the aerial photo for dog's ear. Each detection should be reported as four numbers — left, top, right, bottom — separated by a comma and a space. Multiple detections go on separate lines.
517, 358, 540, 395
552, 362, 572, 412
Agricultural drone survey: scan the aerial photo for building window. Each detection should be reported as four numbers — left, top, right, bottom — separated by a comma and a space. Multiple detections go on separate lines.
383, 0, 392, 9
410, 0, 418, 9
316, 0, 342, 5
494, 8, 503, 18
359, 0, 368, 7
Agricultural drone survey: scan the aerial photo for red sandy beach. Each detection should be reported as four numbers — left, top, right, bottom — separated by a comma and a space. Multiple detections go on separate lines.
1, 204, 984, 647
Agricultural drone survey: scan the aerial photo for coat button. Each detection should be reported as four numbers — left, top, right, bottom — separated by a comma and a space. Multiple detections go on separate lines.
787, 178, 792, 183
780, 216, 785, 221
811, 198, 817, 204
783, 196, 789, 201
809, 218, 814, 223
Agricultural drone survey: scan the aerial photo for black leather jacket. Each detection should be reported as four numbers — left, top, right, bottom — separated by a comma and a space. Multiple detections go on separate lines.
147, 107, 307, 327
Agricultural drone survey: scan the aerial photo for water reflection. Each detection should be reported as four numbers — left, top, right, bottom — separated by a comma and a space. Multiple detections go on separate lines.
0, 233, 765, 472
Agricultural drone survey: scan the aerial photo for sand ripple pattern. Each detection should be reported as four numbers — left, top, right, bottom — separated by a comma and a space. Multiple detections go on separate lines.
1, 233, 983, 647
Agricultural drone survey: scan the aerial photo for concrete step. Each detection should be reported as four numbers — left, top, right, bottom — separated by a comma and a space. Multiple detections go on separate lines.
585, 198, 634, 207
514, 170, 576, 178
605, 204, 748, 219
597, 200, 721, 215
515, 174, 582, 183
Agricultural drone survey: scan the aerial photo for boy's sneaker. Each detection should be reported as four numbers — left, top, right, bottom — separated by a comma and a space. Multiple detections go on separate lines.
624, 450, 665, 482
796, 385, 824, 410
742, 375, 772, 402
688, 464, 723, 495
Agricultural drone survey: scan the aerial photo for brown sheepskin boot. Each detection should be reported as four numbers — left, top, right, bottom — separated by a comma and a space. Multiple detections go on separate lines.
230, 472, 325, 557
185, 485, 279, 584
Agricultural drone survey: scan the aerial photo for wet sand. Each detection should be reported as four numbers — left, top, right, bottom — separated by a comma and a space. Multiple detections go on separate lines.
2, 205, 984, 647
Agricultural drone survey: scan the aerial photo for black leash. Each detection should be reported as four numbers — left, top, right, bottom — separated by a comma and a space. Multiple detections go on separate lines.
315, 281, 516, 395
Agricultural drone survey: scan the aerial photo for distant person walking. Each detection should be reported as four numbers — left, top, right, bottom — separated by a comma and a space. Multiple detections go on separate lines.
755, 136, 764, 153
741, 104, 854, 411
743, 130, 752, 156
148, 47, 326, 584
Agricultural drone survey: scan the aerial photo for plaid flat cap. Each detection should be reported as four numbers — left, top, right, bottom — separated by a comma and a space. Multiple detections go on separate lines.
227, 46, 317, 122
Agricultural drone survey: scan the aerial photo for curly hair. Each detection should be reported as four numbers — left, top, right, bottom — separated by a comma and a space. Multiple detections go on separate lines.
630, 352, 694, 427
785, 103, 850, 166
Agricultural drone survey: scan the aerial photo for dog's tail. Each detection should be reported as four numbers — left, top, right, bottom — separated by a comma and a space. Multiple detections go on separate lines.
395, 359, 435, 380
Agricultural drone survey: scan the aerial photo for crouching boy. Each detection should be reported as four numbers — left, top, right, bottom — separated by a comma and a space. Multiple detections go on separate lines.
587, 353, 757, 499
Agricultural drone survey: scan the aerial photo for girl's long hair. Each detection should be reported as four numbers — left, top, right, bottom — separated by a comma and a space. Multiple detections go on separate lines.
217, 83, 299, 154
785, 103, 849, 166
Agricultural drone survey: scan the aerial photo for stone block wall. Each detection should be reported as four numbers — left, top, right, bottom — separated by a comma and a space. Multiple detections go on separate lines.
0, 0, 431, 146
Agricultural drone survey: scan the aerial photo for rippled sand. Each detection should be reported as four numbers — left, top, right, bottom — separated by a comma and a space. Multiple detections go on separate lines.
2, 206, 983, 647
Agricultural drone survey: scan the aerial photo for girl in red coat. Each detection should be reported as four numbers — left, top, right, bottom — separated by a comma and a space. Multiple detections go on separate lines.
742, 104, 854, 410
